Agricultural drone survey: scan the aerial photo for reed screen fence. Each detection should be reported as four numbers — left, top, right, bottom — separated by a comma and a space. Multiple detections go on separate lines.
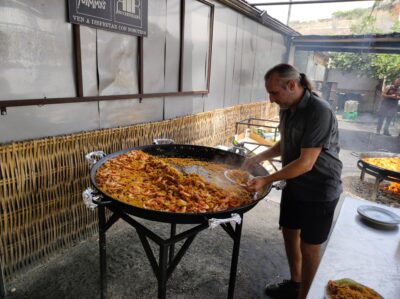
0, 101, 275, 280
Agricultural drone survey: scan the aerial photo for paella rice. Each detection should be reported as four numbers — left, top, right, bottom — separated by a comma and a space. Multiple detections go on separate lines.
96, 150, 252, 213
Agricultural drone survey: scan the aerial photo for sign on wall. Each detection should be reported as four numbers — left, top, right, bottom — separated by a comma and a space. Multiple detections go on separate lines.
68, 0, 148, 36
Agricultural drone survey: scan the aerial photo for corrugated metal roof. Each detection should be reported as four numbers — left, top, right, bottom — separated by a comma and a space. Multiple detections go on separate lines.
218, 0, 300, 36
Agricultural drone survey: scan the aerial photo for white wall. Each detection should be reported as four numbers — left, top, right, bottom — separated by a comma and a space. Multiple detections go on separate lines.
327, 70, 378, 91
0, 0, 289, 143
294, 51, 326, 82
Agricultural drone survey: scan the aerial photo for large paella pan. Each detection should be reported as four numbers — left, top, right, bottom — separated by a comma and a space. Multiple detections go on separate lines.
90, 144, 272, 224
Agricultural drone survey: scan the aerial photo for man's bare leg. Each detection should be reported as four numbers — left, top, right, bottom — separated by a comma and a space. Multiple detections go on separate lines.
282, 228, 302, 283
298, 241, 321, 299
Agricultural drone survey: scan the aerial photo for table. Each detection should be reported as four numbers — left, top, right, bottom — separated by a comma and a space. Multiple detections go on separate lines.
235, 117, 280, 142
307, 197, 400, 298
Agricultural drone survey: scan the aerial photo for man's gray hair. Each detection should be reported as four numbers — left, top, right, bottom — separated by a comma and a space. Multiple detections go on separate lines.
264, 63, 313, 91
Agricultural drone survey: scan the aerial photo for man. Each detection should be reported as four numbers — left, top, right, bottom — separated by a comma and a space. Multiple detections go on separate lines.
376, 78, 400, 136
243, 64, 342, 299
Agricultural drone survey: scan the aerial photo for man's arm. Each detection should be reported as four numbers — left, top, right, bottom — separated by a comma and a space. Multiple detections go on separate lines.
245, 147, 321, 192
382, 86, 398, 100
242, 141, 281, 169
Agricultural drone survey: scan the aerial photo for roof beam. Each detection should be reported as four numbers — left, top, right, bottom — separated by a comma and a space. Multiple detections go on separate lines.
292, 33, 400, 54
216, 0, 299, 36
295, 46, 400, 54
251, 0, 375, 6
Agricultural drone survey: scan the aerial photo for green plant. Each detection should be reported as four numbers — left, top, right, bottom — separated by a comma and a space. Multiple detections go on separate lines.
328, 3, 400, 83
332, 8, 368, 19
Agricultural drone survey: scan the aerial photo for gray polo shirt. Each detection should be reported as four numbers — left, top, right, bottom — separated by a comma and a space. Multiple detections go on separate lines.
279, 90, 343, 202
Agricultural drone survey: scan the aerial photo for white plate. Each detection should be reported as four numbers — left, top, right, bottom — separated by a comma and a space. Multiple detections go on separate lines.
224, 170, 260, 200
223, 169, 253, 186
357, 205, 400, 227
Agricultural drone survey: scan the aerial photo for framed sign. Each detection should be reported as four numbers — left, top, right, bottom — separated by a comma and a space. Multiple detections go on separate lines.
68, 0, 148, 36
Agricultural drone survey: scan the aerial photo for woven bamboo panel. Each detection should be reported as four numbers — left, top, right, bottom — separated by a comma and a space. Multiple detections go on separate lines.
0, 101, 273, 280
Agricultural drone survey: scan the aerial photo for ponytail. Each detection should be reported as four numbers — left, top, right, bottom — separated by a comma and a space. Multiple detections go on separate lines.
299, 73, 313, 91
265, 64, 314, 92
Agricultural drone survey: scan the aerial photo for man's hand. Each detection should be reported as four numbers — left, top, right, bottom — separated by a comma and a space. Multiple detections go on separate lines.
243, 176, 270, 193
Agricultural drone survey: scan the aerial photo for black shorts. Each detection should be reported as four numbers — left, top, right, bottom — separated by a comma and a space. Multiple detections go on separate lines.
279, 189, 339, 245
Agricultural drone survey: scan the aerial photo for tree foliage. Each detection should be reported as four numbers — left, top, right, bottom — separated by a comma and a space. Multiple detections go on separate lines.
392, 20, 400, 32
328, 53, 400, 83
332, 8, 368, 19
350, 15, 382, 34
328, 1, 400, 84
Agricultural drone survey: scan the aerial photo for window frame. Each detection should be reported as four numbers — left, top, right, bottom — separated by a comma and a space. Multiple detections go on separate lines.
0, 0, 214, 108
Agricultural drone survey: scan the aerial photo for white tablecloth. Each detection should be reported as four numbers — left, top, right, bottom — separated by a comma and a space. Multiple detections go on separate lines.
307, 197, 400, 299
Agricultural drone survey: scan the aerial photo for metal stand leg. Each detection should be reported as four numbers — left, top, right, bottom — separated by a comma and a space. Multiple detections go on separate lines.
169, 223, 176, 265
371, 177, 382, 201
98, 205, 107, 299
360, 169, 365, 181
158, 245, 168, 299
102, 207, 223, 299
227, 220, 243, 299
